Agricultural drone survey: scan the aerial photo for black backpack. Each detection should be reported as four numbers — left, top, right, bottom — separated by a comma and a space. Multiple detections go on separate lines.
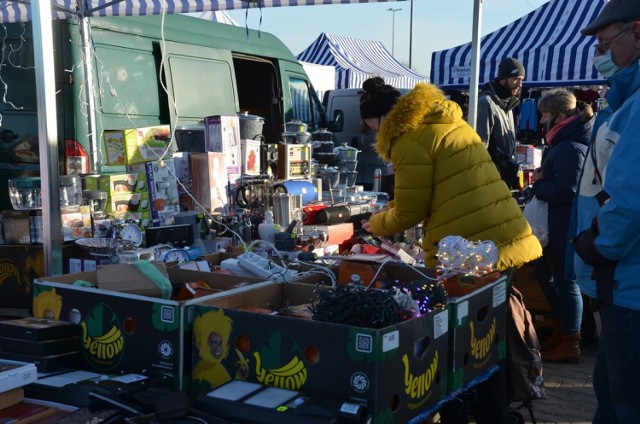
505, 286, 546, 420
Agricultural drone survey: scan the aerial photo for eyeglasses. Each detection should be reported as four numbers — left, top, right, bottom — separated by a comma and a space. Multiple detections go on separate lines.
593, 26, 629, 54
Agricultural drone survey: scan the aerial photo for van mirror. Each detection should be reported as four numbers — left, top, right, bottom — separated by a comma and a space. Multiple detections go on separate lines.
329, 110, 344, 133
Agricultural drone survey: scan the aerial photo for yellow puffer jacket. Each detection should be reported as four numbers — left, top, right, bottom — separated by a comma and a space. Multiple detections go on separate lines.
369, 83, 542, 270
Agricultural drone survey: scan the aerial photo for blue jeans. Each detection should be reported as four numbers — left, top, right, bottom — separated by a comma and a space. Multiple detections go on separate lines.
534, 255, 583, 334
593, 302, 640, 424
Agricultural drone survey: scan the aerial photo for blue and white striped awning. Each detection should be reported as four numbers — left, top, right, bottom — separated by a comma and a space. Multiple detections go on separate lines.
430, 0, 606, 88
0, 0, 405, 23
297, 32, 428, 90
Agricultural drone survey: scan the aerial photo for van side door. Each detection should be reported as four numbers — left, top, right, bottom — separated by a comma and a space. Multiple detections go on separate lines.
160, 41, 239, 125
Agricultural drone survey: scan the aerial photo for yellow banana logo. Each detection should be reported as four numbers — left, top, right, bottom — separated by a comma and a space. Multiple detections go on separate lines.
94, 325, 122, 344
81, 322, 124, 361
470, 318, 496, 361
403, 352, 439, 399
268, 357, 305, 377
0, 261, 21, 287
254, 353, 307, 389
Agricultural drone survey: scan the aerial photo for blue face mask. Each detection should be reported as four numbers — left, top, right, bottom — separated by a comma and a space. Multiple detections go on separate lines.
593, 50, 621, 78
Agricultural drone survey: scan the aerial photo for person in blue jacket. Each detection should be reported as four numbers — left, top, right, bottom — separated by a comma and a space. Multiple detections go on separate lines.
568, 0, 640, 421
530, 89, 592, 363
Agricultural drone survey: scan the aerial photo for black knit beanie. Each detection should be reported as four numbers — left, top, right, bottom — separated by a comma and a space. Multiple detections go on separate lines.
359, 77, 402, 119
497, 58, 525, 80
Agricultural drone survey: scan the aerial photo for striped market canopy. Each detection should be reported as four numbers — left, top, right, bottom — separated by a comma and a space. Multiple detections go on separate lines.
430, 0, 607, 88
0, 0, 405, 23
297, 32, 428, 90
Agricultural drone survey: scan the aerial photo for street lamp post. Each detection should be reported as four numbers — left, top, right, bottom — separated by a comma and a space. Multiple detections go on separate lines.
387, 7, 401, 56
409, 0, 414, 68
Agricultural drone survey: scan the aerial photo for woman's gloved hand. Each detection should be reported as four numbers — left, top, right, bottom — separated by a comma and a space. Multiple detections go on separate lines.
361, 206, 387, 233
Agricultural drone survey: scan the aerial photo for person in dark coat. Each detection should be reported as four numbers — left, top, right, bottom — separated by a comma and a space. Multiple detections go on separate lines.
530, 88, 593, 363
476, 57, 525, 189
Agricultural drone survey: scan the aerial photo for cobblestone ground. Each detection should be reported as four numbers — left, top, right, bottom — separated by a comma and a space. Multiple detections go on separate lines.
422, 343, 598, 424
510, 343, 597, 424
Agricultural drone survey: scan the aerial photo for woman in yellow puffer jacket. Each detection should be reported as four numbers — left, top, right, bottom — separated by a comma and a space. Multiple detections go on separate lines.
361, 77, 543, 424
361, 78, 542, 271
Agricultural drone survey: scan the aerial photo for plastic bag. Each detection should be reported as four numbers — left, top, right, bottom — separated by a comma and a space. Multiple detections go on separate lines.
523, 196, 549, 247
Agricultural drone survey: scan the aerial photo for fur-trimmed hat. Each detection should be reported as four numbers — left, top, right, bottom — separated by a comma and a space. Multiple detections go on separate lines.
359, 77, 402, 119
497, 58, 525, 80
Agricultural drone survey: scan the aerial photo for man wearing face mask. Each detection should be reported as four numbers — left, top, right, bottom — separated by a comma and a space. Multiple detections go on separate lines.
476, 57, 525, 190
568, 0, 640, 422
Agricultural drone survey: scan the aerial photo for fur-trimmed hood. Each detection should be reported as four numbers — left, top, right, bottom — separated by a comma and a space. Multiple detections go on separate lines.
375, 83, 462, 161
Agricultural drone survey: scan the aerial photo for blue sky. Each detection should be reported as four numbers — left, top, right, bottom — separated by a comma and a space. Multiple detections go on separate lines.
226, 0, 550, 78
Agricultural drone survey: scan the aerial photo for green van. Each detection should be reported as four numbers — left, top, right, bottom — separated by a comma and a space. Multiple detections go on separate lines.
0, 14, 328, 209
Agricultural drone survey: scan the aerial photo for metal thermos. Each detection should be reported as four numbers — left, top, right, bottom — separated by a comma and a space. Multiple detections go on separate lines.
273, 193, 303, 228
373, 168, 382, 192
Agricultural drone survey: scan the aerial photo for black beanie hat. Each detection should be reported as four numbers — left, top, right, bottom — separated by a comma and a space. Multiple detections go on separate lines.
497, 58, 525, 80
359, 77, 402, 119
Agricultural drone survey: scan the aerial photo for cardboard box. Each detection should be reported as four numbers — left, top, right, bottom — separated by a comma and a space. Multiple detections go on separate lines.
515, 144, 543, 170
103, 126, 173, 165
88, 212, 112, 239
240, 139, 261, 175
189, 152, 229, 214
98, 172, 148, 195
173, 153, 194, 212
447, 275, 508, 392
192, 282, 449, 423
95, 262, 170, 297
0, 244, 79, 309
2, 210, 32, 245
60, 206, 92, 242
513, 262, 552, 312
32, 267, 267, 389
204, 115, 241, 173
80, 174, 101, 190
105, 192, 151, 215
172, 153, 192, 194
67, 256, 113, 273
27, 207, 92, 244
330, 256, 444, 288
0, 359, 38, 393
127, 159, 181, 227
530, 308, 562, 346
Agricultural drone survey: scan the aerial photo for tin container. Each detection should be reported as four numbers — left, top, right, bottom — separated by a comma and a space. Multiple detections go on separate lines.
285, 119, 308, 133
238, 112, 265, 141
273, 192, 303, 228
8, 177, 42, 210
316, 165, 340, 190
59, 175, 83, 207
312, 128, 333, 142
335, 142, 359, 161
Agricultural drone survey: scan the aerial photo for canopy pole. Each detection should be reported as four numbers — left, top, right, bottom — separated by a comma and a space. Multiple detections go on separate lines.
468, 0, 483, 130
32, 0, 63, 276
80, 15, 100, 173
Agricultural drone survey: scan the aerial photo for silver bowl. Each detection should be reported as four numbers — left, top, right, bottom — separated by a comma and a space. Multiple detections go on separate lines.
75, 238, 119, 255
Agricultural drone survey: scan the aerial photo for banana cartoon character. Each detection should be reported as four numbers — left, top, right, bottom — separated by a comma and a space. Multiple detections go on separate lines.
33, 289, 63, 320
193, 309, 248, 390
22, 248, 44, 295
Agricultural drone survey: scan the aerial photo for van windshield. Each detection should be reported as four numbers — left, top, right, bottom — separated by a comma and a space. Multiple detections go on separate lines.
289, 77, 328, 131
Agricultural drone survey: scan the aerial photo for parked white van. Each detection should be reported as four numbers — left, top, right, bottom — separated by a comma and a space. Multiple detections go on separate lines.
324, 88, 409, 189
